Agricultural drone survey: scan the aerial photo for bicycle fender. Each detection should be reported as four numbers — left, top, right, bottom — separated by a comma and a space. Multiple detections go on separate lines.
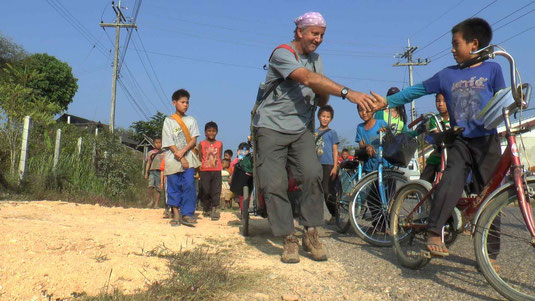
472, 176, 535, 228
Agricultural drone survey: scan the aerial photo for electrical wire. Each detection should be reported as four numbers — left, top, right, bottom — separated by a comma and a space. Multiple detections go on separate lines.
415, 0, 498, 54
131, 38, 168, 108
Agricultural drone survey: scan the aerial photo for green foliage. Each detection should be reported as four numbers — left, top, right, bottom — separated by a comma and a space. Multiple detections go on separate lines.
20, 53, 78, 114
130, 111, 167, 142
14, 123, 148, 205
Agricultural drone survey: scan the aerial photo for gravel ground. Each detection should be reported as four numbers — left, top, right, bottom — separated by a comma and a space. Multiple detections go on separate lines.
321, 224, 505, 301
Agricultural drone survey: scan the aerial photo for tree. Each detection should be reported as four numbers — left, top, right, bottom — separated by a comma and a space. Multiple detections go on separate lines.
20, 53, 78, 114
0, 33, 26, 68
0, 63, 62, 172
130, 112, 167, 142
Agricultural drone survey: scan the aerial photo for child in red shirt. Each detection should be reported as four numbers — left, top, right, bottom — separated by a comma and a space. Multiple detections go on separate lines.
197, 121, 223, 220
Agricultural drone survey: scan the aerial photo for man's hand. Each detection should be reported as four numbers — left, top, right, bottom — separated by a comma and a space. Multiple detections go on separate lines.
370, 91, 387, 111
346, 90, 377, 112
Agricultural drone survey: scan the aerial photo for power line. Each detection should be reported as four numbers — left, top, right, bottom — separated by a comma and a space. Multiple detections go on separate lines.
415, 0, 498, 54
409, 0, 466, 39
491, 1, 535, 28
135, 31, 169, 102
131, 37, 168, 108
494, 7, 535, 31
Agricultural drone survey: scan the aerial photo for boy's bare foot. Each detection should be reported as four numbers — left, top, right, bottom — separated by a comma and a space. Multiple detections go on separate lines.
426, 233, 449, 257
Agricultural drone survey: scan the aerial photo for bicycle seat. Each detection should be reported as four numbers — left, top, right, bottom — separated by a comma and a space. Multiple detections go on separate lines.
340, 160, 359, 170
427, 126, 465, 145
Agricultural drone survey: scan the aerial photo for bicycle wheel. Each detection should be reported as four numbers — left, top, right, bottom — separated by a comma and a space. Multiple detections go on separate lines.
350, 170, 408, 247
335, 179, 351, 233
473, 178, 535, 301
241, 186, 250, 236
390, 181, 433, 269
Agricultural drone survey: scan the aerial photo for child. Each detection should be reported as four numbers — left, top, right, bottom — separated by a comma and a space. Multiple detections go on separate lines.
197, 121, 223, 221
221, 158, 233, 208
162, 89, 201, 227
355, 105, 389, 173
337, 148, 354, 165
224, 149, 233, 161
145, 137, 165, 208
420, 93, 450, 184
315, 105, 340, 221
373, 18, 504, 257
374, 87, 409, 134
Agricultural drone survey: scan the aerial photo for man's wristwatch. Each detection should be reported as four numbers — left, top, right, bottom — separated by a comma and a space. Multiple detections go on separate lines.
341, 87, 349, 99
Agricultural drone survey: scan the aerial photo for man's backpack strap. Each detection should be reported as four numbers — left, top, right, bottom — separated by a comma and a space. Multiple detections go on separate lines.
269, 44, 299, 62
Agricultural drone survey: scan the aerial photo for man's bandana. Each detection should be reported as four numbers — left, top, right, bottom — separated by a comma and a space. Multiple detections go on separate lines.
294, 12, 326, 28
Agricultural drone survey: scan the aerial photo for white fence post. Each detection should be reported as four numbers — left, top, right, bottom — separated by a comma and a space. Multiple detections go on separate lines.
77, 137, 83, 156
53, 128, 62, 174
18, 116, 31, 182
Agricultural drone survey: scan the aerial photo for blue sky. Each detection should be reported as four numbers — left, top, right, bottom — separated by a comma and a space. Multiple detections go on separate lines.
1, 0, 534, 150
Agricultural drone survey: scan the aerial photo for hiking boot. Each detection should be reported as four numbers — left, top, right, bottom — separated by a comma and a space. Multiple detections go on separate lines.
303, 227, 327, 261
281, 234, 300, 264
210, 207, 220, 221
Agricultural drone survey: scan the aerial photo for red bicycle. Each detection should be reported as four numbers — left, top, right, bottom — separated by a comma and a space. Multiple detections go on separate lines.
389, 44, 534, 300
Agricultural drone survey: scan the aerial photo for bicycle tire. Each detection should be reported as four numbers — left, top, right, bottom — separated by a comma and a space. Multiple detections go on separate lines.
241, 186, 250, 236
349, 170, 408, 247
390, 182, 433, 270
473, 178, 535, 301
335, 180, 351, 233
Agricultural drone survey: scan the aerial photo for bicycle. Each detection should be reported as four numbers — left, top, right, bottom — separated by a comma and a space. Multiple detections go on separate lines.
335, 156, 363, 233
349, 129, 410, 247
389, 44, 534, 300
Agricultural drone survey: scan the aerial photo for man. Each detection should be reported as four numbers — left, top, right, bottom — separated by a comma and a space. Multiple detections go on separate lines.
252, 12, 378, 263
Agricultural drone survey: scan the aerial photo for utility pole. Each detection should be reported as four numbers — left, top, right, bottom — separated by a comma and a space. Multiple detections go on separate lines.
393, 39, 430, 123
100, 1, 137, 133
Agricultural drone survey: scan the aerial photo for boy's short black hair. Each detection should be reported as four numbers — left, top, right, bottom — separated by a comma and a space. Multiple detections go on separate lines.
172, 89, 190, 101
317, 105, 334, 118
238, 142, 250, 151
451, 18, 492, 49
153, 137, 162, 141
205, 121, 218, 132
224, 149, 233, 157
342, 148, 349, 153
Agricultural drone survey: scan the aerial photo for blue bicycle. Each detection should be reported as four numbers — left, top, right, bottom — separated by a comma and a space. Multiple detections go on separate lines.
349, 130, 410, 247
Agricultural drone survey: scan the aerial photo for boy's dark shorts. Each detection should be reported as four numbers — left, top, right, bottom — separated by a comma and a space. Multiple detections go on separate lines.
148, 170, 162, 190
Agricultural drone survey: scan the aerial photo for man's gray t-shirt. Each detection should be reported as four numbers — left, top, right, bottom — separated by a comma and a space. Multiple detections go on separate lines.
253, 43, 324, 134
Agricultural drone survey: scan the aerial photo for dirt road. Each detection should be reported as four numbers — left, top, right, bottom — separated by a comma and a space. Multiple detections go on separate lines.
0, 200, 504, 300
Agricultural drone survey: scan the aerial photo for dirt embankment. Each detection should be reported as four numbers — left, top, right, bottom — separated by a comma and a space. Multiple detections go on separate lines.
0, 201, 379, 300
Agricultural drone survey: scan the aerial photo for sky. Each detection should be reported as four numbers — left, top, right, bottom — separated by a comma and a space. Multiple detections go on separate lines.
1, 0, 534, 150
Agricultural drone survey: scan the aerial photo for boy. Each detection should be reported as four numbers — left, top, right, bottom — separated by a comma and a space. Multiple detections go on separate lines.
198, 121, 223, 221
420, 93, 450, 184
162, 89, 201, 227
355, 105, 389, 173
315, 105, 340, 222
221, 158, 233, 208
145, 137, 165, 208
373, 18, 504, 257
224, 149, 233, 161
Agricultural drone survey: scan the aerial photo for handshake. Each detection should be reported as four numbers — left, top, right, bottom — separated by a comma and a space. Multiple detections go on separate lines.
343, 90, 388, 112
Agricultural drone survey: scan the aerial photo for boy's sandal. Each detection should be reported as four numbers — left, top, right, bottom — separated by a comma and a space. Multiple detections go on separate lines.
169, 219, 180, 227
426, 242, 449, 257
163, 211, 171, 219
181, 216, 196, 227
